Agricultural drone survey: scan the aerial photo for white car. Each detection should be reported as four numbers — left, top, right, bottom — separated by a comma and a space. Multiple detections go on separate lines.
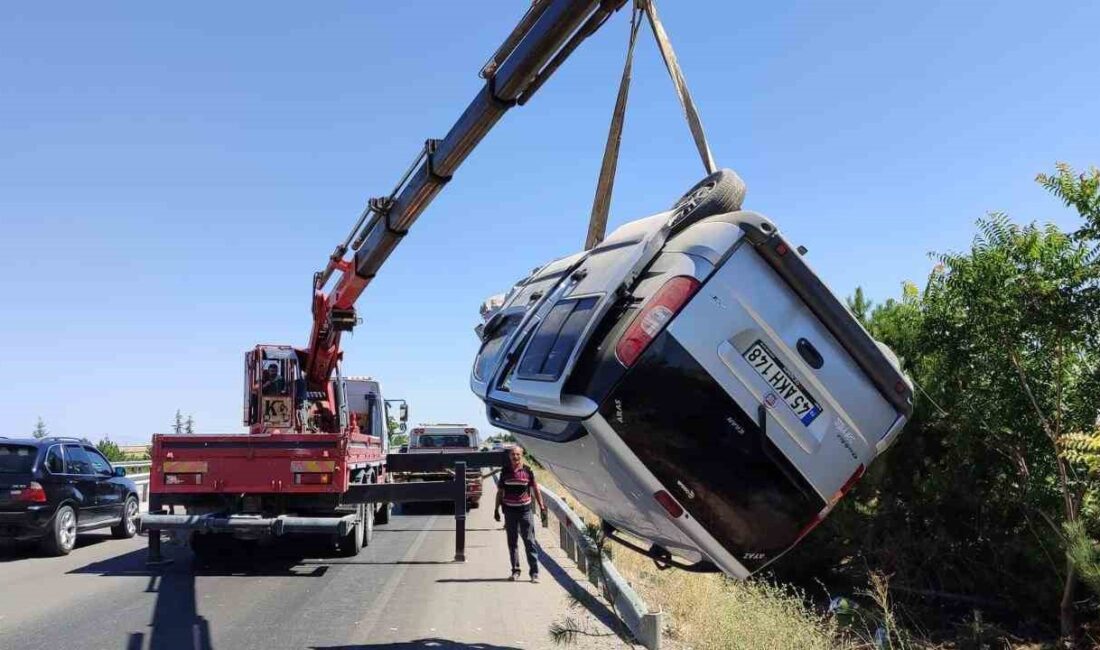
470, 169, 912, 577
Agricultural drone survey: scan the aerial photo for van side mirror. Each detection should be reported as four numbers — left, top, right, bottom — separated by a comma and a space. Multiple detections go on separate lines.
114, 467, 126, 477
399, 404, 409, 422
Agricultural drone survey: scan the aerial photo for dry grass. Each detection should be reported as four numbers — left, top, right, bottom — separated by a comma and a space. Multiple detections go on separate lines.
534, 467, 853, 650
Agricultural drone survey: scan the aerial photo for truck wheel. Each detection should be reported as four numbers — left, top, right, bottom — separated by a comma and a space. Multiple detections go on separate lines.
375, 502, 391, 526
339, 504, 365, 557
363, 502, 375, 546
667, 168, 745, 234
111, 496, 139, 539
42, 504, 77, 556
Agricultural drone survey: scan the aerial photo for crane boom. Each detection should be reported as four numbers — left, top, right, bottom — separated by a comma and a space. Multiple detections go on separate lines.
304, 0, 628, 390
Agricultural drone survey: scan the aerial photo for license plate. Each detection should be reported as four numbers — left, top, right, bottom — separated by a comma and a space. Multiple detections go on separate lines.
743, 341, 822, 425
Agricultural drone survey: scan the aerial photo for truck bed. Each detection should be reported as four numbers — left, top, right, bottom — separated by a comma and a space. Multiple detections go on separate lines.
150, 432, 385, 497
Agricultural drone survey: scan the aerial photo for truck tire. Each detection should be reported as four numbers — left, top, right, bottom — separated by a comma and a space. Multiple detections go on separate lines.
667, 168, 745, 234
339, 504, 366, 557
375, 502, 391, 526
111, 496, 139, 539
363, 502, 375, 546
42, 504, 77, 556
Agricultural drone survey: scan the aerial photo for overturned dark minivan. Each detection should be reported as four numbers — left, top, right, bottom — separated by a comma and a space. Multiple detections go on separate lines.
470, 169, 912, 577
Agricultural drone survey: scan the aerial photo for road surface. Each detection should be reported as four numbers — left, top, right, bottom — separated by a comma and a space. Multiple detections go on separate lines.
0, 481, 625, 650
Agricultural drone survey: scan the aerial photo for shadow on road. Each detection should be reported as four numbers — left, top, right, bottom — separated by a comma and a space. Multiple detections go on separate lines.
536, 546, 625, 637
315, 640, 522, 650
68, 538, 336, 650
0, 531, 117, 562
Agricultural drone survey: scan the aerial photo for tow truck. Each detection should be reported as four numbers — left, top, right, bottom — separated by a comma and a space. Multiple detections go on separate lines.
140, 0, 634, 563
395, 425, 484, 509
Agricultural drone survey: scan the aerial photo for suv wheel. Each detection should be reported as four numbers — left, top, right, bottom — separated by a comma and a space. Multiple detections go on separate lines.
112, 496, 139, 539
43, 504, 77, 556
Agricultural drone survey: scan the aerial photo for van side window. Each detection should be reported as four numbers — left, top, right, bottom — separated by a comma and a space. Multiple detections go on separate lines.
63, 444, 93, 475
45, 446, 65, 474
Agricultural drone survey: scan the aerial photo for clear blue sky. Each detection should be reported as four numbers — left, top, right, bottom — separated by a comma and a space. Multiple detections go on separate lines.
2, 2, 1097, 443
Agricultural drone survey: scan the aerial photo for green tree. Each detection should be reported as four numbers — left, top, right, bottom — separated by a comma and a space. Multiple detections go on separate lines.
781, 165, 1100, 644
96, 437, 126, 463
32, 417, 48, 439
185, 415, 195, 435
921, 211, 1100, 638
1037, 163, 1100, 241
845, 286, 873, 326
173, 410, 184, 435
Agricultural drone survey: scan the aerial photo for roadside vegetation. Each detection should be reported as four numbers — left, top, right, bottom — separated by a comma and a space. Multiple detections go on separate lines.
540, 164, 1100, 649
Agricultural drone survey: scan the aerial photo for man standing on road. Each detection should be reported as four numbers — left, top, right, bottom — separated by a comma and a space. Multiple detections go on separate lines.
494, 446, 547, 582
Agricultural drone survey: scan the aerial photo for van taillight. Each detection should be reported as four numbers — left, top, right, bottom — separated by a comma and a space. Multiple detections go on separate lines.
795, 464, 864, 541
654, 490, 684, 519
13, 481, 47, 503
615, 276, 701, 368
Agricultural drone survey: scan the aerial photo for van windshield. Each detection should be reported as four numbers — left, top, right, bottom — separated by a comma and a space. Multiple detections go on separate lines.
0, 445, 37, 473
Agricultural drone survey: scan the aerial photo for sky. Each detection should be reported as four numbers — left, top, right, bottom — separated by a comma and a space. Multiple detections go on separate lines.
1, 1, 1097, 443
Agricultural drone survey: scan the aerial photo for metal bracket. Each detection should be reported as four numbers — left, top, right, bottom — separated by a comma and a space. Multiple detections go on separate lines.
424, 139, 453, 185
486, 74, 518, 109
368, 196, 405, 238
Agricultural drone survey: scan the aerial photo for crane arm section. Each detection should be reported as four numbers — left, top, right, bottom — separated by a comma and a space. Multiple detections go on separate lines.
305, 0, 628, 390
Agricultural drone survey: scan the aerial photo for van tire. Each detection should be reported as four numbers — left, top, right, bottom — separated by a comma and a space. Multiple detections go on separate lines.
42, 505, 77, 556
667, 168, 746, 233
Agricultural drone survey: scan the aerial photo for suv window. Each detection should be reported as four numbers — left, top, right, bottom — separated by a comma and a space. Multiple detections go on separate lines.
45, 446, 65, 474
0, 444, 37, 474
63, 444, 94, 475
86, 447, 113, 476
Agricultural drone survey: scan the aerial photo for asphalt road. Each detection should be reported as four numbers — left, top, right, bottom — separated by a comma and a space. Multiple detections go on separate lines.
0, 482, 625, 650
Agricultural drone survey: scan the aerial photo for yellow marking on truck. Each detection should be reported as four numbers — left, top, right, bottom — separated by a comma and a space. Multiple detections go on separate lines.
290, 460, 337, 472
163, 461, 208, 473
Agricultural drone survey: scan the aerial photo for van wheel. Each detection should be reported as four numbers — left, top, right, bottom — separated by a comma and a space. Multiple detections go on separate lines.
667, 168, 745, 233
112, 496, 139, 539
339, 504, 366, 557
42, 505, 77, 556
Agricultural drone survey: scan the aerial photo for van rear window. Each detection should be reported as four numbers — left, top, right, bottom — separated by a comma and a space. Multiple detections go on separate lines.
0, 445, 37, 473
601, 333, 825, 573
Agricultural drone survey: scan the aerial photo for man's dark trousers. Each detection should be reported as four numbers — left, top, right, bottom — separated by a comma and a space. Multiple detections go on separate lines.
503, 504, 539, 576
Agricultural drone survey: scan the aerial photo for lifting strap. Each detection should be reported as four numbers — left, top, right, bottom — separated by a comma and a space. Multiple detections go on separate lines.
584, 0, 717, 250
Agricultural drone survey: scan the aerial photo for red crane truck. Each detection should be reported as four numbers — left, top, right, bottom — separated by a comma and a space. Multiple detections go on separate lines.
140, 0, 632, 564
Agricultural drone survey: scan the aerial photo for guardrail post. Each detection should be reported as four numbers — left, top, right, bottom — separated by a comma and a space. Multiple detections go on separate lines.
640, 612, 663, 650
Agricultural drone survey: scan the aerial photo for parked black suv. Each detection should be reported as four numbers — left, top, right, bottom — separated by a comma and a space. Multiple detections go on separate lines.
0, 437, 140, 555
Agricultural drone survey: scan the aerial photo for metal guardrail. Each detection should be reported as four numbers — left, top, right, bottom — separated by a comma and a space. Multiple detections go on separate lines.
114, 460, 152, 470
538, 485, 663, 650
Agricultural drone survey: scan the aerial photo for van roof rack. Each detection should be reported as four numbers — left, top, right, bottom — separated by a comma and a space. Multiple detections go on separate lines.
44, 436, 84, 443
